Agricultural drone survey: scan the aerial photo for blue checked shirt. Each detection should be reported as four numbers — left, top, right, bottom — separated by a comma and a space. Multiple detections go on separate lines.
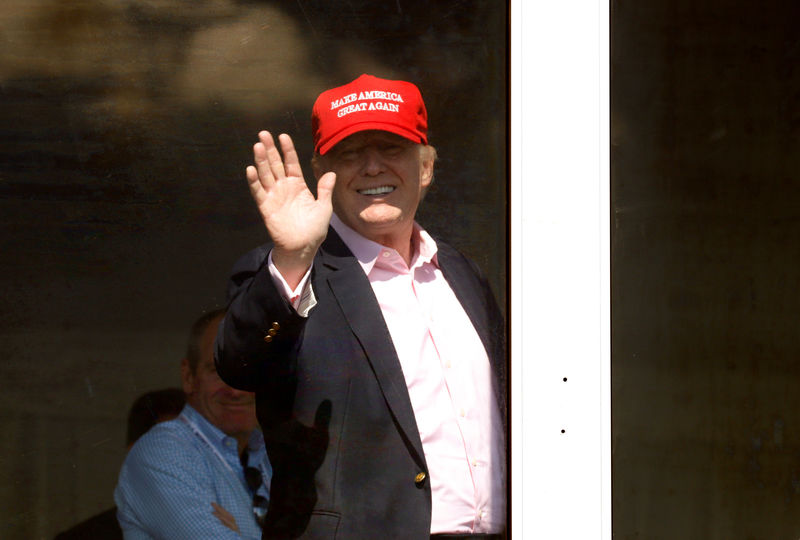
114, 404, 271, 539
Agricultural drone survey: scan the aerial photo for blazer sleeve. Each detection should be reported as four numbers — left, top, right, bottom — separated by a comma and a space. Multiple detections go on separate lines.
214, 243, 309, 392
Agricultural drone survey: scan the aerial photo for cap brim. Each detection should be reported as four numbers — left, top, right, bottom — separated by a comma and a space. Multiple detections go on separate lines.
318, 121, 425, 155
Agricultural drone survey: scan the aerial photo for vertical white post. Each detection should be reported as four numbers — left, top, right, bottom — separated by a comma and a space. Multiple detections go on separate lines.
511, 1, 610, 538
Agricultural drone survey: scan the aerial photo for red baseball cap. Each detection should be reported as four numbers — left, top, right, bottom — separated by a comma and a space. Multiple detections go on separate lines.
311, 74, 428, 155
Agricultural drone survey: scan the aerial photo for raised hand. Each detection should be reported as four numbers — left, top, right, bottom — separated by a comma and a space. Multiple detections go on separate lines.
246, 131, 336, 288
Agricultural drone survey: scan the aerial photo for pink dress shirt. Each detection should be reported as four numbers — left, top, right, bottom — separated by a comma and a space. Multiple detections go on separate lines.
268, 213, 505, 534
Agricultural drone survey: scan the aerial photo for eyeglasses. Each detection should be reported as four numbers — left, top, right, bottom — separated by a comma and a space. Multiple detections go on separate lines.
242, 452, 268, 528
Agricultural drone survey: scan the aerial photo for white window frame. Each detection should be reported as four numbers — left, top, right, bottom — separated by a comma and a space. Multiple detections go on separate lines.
510, 1, 611, 538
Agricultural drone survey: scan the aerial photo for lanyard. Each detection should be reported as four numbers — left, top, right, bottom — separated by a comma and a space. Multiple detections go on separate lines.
179, 412, 238, 476
179, 412, 262, 530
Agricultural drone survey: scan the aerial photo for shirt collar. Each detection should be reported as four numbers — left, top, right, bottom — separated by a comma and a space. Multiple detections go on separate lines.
181, 404, 264, 453
330, 213, 439, 275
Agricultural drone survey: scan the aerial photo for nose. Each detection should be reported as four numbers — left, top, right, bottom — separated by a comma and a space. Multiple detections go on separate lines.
360, 147, 385, 176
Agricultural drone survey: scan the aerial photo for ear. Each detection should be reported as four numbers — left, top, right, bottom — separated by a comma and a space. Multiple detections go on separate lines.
180, 357, 193, 395
311, 154, 326, 181
419, 146, 435, 189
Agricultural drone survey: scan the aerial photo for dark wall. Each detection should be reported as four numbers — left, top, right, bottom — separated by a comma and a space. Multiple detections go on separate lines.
612, 1, 800, 538
0, 1, 507, 537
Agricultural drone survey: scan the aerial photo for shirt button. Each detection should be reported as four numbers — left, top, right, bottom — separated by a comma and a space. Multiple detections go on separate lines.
472, 459, 478, 467
382, 251, 391, 258
459, 408, 466, 417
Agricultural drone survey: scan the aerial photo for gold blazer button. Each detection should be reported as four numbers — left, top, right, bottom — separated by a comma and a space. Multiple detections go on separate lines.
263, 335, 273, 343
414, 472, 427, 485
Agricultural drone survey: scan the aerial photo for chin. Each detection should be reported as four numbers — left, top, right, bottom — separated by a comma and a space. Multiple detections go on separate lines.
359, 209, 404, 228
223, 419, 258, 434
220, 410, 256, 426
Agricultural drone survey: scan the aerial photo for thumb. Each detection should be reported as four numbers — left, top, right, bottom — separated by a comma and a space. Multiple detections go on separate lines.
316, 172, 336, 205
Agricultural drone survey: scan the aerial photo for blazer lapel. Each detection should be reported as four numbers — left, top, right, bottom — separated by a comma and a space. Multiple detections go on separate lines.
317, 231, 427, 469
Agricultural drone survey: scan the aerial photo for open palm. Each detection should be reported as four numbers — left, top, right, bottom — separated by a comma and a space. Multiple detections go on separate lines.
246, 131, 335, 284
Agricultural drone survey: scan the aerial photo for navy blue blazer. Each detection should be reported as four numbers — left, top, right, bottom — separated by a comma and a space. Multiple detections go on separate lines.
216, 227, 506, 539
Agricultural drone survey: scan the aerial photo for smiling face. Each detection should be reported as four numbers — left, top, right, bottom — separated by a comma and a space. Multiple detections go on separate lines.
181, 313, 257, 449
315, 130, 435, 253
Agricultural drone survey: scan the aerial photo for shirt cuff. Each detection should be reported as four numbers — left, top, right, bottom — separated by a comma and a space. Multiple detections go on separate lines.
267, 250, 317, 317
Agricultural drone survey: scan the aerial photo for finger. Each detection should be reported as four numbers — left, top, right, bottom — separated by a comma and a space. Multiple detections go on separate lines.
211, 502, 226, 520
279, 133, 303, 179
259, 130, 286, 180
211, 502, 238, 531
252, 138, 276, 190
316, 171, 336, 206
216, 515, 237, 531
246, 165, 268, 206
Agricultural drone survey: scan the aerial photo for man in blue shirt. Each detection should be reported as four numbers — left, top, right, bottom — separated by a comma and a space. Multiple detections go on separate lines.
115, 309, 270, 539
56, 388, 185, 540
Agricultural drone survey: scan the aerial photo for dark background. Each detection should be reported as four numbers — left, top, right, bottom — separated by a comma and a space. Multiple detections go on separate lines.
612, 0, 800, 538
0, 1, 507, 537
